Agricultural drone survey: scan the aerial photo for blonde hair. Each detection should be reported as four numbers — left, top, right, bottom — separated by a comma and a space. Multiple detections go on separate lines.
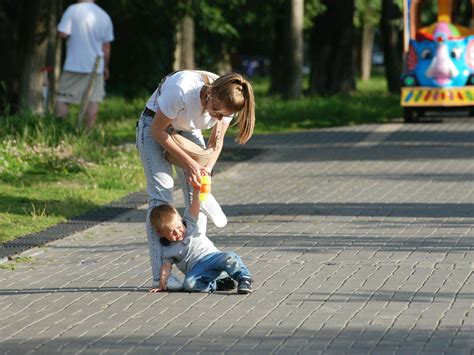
210, 73, 255, 144
150, 205, 179, 233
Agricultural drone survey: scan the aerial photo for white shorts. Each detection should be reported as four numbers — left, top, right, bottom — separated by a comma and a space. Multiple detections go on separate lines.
56, 71, 105, 104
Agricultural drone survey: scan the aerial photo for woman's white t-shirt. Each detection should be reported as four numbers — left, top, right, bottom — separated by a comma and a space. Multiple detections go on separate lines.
145, 70, 233, 132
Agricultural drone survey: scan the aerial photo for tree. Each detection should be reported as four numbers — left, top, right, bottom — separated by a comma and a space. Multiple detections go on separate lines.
173, 15, 196, 71
45, 0, 63, 113
269, 0, 289, 96
309, 0, 356, 95
193, 0, 240, 74
380, 0, 402, 93
0, 0, 62, 115
285, 0, 304, 99
0, 0, 22, 114
355, 0, 381, 81
18, 0, 53, 114
100, 0, 179, 96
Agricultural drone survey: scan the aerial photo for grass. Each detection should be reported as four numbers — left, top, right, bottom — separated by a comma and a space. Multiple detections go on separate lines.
250, 75, 401, 133
0, 112, 145, 244
0, 75, 401, 244
0, 256, 36, 270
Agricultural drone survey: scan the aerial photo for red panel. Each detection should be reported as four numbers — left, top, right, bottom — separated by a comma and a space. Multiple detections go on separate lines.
407, 44, 418, 71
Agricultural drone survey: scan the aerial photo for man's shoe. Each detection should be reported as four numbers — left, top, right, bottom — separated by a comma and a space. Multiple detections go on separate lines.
216, 277, 236, 291
237, 278, 253, 294
201, 193, 227, 228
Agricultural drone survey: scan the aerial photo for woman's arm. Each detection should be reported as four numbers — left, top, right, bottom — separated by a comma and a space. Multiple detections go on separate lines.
204, 122, 230, 174
150, 109, 205, 187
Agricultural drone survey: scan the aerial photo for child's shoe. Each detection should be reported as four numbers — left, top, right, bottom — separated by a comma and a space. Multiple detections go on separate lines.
237, 278, 253, 294
201, 193, 227, 228
216, 277, 236, 291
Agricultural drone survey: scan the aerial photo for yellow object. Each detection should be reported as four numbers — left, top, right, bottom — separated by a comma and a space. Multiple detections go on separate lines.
401, 87, 474, 107
437, 0, 451, 23
199, 175, 211, 202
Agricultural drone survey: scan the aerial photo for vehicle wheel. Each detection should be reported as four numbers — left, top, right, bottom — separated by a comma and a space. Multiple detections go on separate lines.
469, 107, 474, 117
403, 108, 419, 123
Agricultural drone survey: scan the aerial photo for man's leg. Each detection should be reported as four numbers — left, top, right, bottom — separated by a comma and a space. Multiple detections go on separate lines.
55, 101, 69, 118
85, 102, 99, 129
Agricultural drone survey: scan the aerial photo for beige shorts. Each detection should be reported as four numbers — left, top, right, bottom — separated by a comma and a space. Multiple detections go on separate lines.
56, 71, 105, 104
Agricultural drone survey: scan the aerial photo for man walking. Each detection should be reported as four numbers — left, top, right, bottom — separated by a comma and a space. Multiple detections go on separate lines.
55, 0, 114, 129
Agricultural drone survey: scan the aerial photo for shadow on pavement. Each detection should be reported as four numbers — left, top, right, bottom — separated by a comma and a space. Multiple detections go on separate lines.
0, 326, 470, 353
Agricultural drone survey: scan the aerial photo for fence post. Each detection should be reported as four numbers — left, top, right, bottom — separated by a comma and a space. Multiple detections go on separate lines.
77, 55, 100, 128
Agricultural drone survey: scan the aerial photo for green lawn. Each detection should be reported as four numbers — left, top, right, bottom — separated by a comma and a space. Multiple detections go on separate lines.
0, 75, 401, 244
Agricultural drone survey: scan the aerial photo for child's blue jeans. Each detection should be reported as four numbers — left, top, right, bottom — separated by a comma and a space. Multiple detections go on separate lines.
183, 252, 252, 292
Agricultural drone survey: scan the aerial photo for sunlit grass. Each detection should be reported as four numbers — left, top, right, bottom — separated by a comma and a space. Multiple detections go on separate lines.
0, 113, 145, 244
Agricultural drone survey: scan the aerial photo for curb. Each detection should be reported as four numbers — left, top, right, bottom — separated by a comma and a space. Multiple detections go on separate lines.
0, 147, 263, 262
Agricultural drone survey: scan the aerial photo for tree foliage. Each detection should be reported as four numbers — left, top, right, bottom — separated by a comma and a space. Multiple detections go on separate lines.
99, 0, 180, 96
354, 0, 381, 28
0, 0, 407, 114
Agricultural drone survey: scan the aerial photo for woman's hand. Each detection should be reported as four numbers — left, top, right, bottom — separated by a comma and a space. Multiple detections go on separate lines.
203, 165, 213, 175
185, 162, 210, 187
185, 160, 203, 187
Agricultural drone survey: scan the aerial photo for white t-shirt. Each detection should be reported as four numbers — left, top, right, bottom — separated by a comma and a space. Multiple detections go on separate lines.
145, 71, 233, 132
58, 2, 114, 74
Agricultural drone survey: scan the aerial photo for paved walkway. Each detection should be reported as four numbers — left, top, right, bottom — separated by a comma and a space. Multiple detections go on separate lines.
1, 118, 473, 354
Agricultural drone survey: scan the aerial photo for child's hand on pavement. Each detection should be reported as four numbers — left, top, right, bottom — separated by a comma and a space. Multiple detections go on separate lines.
149, 281, 168, 293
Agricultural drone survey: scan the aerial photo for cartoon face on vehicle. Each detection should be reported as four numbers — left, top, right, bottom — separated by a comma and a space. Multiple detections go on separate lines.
407, 22, 474, 87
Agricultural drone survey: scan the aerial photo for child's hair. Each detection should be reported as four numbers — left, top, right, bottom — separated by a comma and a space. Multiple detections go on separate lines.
150, 204, 179, 232
210, 73, 255, 145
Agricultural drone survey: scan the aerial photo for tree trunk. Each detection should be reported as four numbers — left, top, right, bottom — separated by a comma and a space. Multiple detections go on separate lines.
215, 51, 232, 75
309, 0, 355, 95
361, 24, 375, 81
45, 0, 62, 114
380, 0, 402, 93
19, 0, 50, 114
0, 0, 24, 113
284, 0, 304, 99
173, 16, 195, 71
269, 1, 288, 96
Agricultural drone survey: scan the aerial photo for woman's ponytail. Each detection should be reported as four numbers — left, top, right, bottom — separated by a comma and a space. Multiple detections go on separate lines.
211, 73, 255, 144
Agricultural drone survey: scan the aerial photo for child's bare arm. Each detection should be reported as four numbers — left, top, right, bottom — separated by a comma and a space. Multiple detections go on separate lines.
149, 262, 172, 292
189, 187, 200, 220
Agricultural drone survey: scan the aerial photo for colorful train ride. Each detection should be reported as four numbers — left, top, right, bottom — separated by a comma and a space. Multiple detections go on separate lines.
401, 0, 474, 121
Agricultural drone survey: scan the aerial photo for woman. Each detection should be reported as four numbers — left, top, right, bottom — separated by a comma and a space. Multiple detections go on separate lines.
136, 70, 255, 289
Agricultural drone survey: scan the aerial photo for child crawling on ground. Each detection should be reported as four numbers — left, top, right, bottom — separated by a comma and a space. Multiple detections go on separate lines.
149, 183, 253, 294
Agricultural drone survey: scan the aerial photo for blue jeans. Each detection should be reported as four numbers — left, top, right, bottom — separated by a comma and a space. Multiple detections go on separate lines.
136, 112, 208, 285
183, 252, 252, 292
